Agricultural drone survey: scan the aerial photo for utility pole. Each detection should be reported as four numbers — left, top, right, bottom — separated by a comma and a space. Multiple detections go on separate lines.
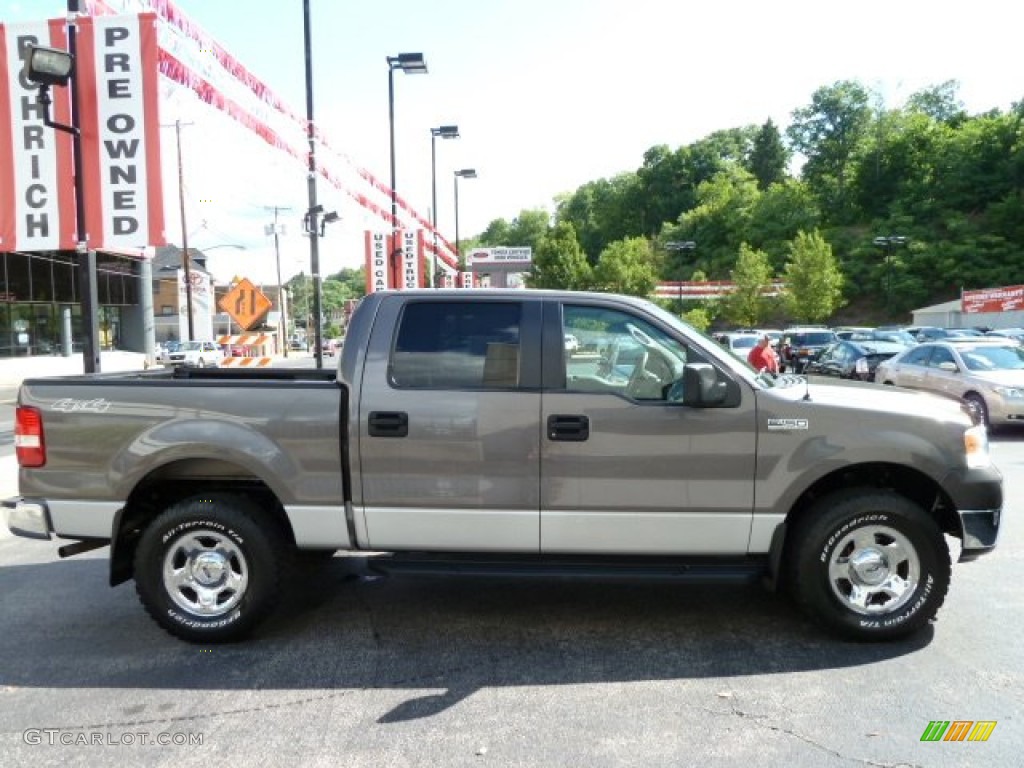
265, 206, 293, 357
302, 0, 324, 368
170, 119, 195, 340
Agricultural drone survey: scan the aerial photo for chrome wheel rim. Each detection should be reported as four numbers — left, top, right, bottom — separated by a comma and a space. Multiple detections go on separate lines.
163, 531, 249, 617
827, 524, 920, 615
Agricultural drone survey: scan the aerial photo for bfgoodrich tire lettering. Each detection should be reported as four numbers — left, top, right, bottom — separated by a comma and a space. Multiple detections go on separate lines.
134, 494, 290, 643
789, 489, 950, 641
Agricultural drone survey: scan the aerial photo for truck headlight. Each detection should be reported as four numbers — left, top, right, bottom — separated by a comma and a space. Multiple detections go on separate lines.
964, 425, 990, 469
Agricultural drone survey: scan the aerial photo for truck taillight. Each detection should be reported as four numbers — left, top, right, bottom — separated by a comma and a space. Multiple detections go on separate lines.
15, 406, 46, 467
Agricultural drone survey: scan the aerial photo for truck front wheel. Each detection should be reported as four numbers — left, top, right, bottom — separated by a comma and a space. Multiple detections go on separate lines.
789, 489, 951, 641
133, 494, 290, 643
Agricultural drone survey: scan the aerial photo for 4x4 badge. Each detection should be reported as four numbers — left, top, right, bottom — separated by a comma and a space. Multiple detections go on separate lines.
767, 418, 808, 431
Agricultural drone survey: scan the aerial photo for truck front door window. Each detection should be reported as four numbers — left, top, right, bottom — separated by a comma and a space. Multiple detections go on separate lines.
562, 305, 686, 401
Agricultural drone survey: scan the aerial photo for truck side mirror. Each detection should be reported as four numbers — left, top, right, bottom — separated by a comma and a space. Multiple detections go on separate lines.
682, 363, 727, 406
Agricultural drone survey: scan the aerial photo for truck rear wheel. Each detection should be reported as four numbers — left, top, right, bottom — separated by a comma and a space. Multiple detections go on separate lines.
133, 494, 290, 643
789, 489, 950, 641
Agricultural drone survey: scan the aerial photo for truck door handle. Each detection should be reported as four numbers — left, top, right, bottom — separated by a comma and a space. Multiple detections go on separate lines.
547, 414, 589, 442
368, 411, 409, 437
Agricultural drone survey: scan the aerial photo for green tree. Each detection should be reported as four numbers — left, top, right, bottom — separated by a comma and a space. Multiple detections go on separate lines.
555, 173, 644, 262
636, 144, 692, 236
782, 230, 845, 322
478, 217, 512, 246
746, 179, 820, 268
748, 119, 790, 189
666, 165, 760, 278
681, 306, 712, 331
527, 221, 592, 289
592, 237, 660, 296
722, 243, 774, 326
787, 80, 873, 221
505, 209, 552, 253
906, 80, 966, 125
326, 267, 366, 299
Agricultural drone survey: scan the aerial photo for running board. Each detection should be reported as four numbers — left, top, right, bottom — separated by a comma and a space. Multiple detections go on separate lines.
366, 553, 768, 584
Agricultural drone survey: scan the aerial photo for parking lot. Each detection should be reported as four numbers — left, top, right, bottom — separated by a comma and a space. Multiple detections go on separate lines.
0, 430, 1021, 766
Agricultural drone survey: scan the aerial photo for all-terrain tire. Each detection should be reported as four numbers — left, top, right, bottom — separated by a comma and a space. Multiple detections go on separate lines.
134, 494, 291, 643
788, 489, 951, 641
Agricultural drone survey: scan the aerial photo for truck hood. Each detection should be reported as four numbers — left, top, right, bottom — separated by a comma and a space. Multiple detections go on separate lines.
768, 378, 970, 425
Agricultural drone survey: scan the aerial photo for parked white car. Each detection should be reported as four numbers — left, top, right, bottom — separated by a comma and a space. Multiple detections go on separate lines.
165, 340, 224, 368
714, 332, 760, 360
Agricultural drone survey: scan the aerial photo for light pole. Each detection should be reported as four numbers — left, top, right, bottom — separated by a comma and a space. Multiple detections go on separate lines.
23, 14, 101, 373
430, 125, 459, 287
873, 235, 908, 309
454, 168, 477, 268
173, 119, 197, 340
665, 240, 696, 304
387, 53, 428, 287
264, 206, 292, 356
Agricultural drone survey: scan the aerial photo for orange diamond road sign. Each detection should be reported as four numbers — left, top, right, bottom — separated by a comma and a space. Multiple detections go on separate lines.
219, 278, 272, 331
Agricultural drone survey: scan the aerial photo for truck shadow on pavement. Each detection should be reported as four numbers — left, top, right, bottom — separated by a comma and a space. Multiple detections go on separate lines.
0, 552, 933, 720
0, 555, 932, 723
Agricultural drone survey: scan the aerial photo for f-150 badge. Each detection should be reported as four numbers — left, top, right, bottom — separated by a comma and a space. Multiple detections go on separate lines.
767, 418, 808, 430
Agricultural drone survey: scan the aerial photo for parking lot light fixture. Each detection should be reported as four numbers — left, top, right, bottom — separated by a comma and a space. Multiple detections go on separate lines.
873, 235, 909, 309
665, 241, 697, 303
387, 52, 428, 286
431, 125, 460, 286
454, 169, 477, 265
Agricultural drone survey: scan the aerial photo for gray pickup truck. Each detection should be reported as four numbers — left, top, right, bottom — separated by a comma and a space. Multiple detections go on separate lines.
4, 290, 1002, 643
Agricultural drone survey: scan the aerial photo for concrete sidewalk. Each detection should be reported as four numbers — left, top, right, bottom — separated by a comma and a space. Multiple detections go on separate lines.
0, 351, 149, 389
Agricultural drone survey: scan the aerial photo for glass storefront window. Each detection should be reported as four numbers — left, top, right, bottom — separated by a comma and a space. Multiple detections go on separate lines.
0, 251, 138, 357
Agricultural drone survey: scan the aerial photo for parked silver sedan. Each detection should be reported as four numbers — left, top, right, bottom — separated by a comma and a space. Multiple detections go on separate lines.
874, 340, 1024, 427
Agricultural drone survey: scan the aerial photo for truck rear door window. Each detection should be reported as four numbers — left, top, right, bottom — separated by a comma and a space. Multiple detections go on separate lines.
390, 301, 522, 389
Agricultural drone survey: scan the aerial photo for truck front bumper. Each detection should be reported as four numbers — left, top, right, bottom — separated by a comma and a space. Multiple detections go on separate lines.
941, 464, 1003, 562
956, 508, 1001, 562
3, 497, 53, 540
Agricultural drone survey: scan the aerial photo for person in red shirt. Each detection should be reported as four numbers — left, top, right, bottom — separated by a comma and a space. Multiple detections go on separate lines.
747, 334, 780, 374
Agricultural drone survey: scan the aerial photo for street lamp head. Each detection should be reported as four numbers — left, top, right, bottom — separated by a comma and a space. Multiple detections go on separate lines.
197, 243, 246, 252
455, 168, 477, 179
388, 52, 428, 74
432, 124, 460, 139
24, 45, 74, 87
666, 240, 696, 252
873, 235, 908, 247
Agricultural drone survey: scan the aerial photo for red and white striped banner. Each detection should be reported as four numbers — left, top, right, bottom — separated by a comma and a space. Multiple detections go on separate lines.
219, 356, 272, 367
81, 0, 459, 269
217, 333, 270, 346
0, 14, 165, 252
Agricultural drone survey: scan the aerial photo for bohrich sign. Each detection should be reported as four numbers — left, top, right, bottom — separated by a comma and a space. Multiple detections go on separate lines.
0, 13, 165, 251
